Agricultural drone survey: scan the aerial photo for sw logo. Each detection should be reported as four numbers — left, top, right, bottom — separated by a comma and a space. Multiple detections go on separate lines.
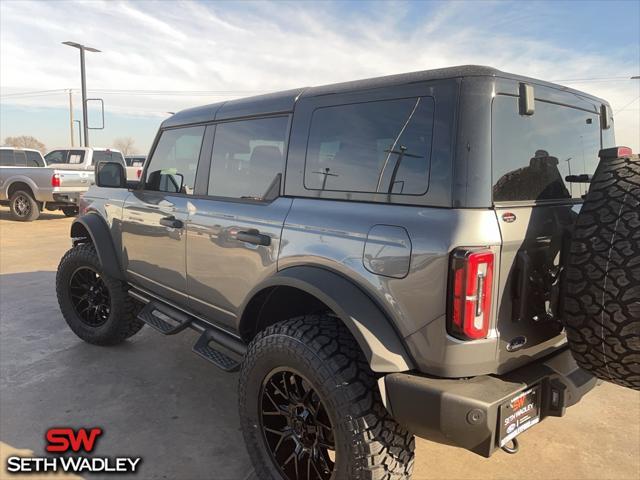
5, 427, 141, 475
46, 427, 103, 453
511, 396, 526, 411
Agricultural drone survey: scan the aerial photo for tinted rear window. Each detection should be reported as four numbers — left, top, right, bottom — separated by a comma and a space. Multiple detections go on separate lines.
0, 150, 14, 166
26, 151, 45, 167
304, 97, 434, 195
93, 151, 123, 164
208, 116, 288, 200
492, 96, 601, 203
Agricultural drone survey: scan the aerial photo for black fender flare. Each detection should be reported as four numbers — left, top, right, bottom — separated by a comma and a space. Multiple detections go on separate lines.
70, 214, 125, 281
241, 266, 414, 373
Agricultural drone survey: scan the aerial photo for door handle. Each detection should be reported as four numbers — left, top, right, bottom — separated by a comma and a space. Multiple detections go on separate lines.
235, 229, 271, 246
160, 216, 183, 228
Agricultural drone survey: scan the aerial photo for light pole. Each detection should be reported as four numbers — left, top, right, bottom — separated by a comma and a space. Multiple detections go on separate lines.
68, 89, 74, 146
62, 41, 100, 147
74, 120, 82, 146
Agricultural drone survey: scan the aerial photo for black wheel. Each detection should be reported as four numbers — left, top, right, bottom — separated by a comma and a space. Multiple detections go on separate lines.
56, 243, 144, 345
562, 154, 640, 390
9, 190, 40, 221
239, 315, 415, 480
61, 207, 78, 217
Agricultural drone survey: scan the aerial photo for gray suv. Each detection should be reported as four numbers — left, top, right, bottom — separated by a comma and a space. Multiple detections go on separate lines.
55, 66, 640, 479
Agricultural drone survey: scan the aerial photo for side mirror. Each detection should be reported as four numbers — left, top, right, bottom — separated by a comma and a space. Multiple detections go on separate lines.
96, 161, 126, 188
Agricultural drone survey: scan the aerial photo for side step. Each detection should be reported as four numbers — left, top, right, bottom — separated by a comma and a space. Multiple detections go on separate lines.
193, 332, 241, 372
137, 301, 192, 335
130, 288, 245, 373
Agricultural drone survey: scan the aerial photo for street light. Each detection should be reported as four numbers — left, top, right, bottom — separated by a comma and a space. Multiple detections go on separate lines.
74, 120, 82, 146
62, 41, 100, 147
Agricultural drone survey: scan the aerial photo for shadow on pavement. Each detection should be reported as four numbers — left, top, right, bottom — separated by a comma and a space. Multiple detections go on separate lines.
0, 271, 255, 479
0, 208, 68, 221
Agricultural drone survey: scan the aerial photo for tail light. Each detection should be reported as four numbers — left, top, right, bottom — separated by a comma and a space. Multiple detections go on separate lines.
448, 248, 494, 340
599, 146, 632, 159
136, 168, 142, 179
51, 173, 61, 187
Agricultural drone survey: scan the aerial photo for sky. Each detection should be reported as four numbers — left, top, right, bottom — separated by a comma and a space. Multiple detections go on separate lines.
1, 0, 639, 154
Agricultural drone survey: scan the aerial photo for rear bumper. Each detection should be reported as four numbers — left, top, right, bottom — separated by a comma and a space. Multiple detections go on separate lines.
51, 192, 81, 205
382, 348, 596, 457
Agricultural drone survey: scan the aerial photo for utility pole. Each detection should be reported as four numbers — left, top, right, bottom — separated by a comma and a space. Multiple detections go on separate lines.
68, 89, 74, 146
74, 120, 82, 146
62, 41, 100, 147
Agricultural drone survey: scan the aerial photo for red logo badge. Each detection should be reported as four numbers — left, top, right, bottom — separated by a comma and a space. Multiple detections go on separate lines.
511, 396, 526, 410
46, 427, 103, 453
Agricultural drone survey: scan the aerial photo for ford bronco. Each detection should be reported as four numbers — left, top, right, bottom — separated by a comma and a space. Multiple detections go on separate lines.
55, 65, 639, 480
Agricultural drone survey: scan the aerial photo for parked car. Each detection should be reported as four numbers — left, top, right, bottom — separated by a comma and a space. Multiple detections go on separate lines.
124, 155, 146, 181
0, 147, 125, 221
0, 147, 46, 167
55, 66, 639, 479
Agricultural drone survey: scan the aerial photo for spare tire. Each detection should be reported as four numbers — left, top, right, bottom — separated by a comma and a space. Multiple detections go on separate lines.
562, 153, 640, 390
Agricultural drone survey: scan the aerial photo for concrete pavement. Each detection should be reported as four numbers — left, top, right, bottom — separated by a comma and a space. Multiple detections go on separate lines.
1, 207, 639, 480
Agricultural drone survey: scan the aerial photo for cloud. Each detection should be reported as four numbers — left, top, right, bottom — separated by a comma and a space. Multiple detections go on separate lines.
1, 0, 638, 149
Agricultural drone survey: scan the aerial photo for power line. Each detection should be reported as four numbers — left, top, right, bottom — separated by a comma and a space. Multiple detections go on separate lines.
0, 88, 68, 98
1, 87, 266, 98
614, 95, 640, 114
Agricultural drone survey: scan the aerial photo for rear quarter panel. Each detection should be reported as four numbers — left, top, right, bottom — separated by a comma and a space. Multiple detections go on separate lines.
0, 167, 54, 202
279, 201, 503, 375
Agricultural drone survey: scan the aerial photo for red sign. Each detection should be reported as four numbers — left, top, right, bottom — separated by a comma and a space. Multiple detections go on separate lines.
46, 428, 103, 453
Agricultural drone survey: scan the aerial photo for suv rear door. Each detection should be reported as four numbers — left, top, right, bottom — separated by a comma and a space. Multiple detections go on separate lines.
491, 88, 606, 366
121, 126, 207, 305
186, 116, 292, 328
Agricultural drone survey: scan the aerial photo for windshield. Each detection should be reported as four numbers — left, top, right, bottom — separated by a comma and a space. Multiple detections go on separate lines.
492, 96, 602, 203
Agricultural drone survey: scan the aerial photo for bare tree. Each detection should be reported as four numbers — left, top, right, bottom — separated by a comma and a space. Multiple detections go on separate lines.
4, 135, 46, 153
113, 137, 136, 156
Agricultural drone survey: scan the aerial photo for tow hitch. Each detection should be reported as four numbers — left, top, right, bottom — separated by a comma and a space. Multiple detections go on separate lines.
501, 438, 519, 454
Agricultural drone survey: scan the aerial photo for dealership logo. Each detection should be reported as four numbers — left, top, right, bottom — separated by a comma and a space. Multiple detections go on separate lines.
46, 427, 103, 453
6, 427, 141, 474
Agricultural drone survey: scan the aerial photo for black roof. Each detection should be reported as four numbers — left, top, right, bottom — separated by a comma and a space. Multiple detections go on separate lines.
161, 65, 605, 128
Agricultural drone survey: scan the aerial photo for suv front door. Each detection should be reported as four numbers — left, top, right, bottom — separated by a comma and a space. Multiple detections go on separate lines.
186, 116, 292, 328
121, 126, 206, 305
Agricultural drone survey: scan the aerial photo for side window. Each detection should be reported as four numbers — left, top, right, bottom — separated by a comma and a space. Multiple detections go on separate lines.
145, 126, 205, 195
304, 97, 434, 195
26, 151, 45, 167
68, 150, 85, 164
0, 150, 15, 166
44, 150, 68, 164
13, 151, 27, 166
208, 116, 288, 200
492, 96, 601, 202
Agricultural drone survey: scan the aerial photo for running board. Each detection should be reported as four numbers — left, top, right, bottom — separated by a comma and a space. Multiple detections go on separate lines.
193, 332, 240, 372
129, 287, 246, 373
137, 301, 192, 335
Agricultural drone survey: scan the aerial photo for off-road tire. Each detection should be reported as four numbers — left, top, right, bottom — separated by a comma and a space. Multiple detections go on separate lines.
61, 207, 79, 217
239, 315, 415, 480
9, 190, 40, 221
56, 243, 144, 345
562, 154, 640, 390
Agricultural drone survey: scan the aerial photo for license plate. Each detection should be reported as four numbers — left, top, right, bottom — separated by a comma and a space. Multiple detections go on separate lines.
499, 385, 541, 447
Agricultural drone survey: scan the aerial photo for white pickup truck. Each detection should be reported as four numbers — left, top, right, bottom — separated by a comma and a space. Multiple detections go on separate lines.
0, 147, 125, 221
